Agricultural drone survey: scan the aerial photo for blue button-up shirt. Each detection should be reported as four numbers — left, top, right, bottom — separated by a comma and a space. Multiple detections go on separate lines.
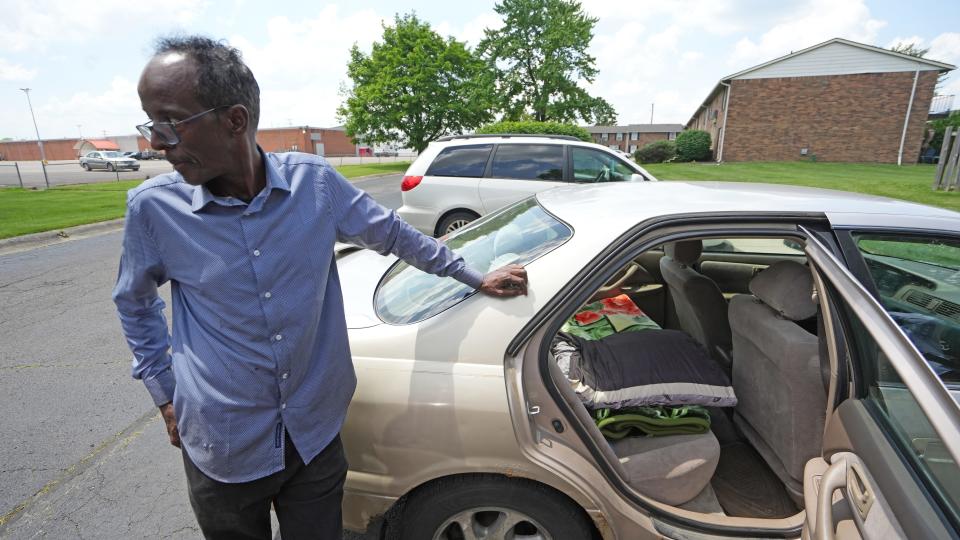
112, 151, 483, 482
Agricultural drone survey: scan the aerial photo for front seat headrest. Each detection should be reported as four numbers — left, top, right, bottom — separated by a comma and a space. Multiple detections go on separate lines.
664, 240, 703, 267
749, 260, 817, 321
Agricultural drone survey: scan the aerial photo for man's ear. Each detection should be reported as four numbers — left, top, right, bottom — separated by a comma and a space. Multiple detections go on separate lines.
225, 105, 249, 136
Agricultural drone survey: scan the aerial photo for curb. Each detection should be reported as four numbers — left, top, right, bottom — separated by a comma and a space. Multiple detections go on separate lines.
0, 218, 124, 255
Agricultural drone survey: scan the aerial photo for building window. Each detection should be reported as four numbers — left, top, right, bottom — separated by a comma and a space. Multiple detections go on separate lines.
615, 132, 623, 141
629, 145, 637, 152
605, 133, 611, 141
668, 132, 677, 140
630, 132, 638, 140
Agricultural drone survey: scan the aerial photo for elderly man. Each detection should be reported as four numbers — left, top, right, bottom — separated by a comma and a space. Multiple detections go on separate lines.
113, 36, 527, 540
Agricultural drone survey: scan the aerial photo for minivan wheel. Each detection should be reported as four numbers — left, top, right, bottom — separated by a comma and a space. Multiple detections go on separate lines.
436, 211, 477, 237
387, 476, 594, 540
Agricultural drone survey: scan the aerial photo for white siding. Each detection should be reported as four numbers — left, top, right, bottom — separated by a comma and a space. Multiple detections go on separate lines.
736, 42, 940, 80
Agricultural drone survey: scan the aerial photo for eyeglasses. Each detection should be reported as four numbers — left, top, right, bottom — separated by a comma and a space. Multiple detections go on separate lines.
136, 105, 229, 146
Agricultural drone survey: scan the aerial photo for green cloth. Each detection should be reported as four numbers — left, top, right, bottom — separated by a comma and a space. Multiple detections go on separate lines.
593, 406, 712, 439
561, 297, 660, 340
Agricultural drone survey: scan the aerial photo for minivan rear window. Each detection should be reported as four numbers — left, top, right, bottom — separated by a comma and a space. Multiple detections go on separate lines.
426, 144, 493, 177
490, 144, 564, 181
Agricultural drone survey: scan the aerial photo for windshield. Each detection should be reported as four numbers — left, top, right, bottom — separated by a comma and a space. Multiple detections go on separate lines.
102, 151, 123, 158
375, 199, 572, 324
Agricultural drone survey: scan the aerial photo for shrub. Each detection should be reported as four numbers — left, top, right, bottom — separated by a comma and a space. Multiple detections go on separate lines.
674, 130, 712, 162
633, 140, 676, 164
475, 121, 592, 142
930, 111, 960, 152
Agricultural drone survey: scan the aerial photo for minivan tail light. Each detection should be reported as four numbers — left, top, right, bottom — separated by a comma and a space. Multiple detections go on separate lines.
400, 175, 423, 192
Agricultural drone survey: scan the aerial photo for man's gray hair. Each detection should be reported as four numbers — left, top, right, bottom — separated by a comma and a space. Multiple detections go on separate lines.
153, 35, 260, 131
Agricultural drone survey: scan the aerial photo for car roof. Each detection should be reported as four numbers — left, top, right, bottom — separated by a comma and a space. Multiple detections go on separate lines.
429, 135, 609, 148
536, 181, 960, 238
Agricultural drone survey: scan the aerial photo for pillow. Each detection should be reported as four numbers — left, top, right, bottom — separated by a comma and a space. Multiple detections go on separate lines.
551, 329, 737, 409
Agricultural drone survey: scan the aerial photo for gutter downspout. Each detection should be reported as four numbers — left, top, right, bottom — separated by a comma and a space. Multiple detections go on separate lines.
897, 67, 920, 166
717, 81, 731, 163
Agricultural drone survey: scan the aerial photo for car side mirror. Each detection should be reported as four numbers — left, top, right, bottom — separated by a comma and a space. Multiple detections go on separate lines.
629, 173, 646, 182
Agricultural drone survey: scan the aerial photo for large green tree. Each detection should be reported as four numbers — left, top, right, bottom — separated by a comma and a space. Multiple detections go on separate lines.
478, 0, 616, 125
338, 14, 496, 153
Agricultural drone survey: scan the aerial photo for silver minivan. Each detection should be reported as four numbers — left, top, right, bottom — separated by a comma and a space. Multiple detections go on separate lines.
397, 134, 658, 236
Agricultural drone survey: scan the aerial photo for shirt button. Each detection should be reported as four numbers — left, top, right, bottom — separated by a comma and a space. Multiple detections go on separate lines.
281, 403, 287, 410
274, 334, 283, 341
253, 249, 261, 257
282, 372, 289, 380
264, 291, 272, 299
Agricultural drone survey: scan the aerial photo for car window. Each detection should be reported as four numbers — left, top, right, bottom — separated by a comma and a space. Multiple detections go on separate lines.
701, 237, 806, 256
425, 144, 492, 177
852, 234, 960, 384
838, 288, 960, 526
103, 151, 122, 158
375, 198, 571, 324
489, 144, 563, 181
570, 146, 635, 183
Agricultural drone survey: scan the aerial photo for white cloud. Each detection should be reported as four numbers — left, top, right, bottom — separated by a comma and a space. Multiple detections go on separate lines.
929, 33, 960, 97
0, 58, 37, 81
229, 5, 388, 129
885, 35, 926, 50
0, 0, 205, 53
29, 77, 142, 138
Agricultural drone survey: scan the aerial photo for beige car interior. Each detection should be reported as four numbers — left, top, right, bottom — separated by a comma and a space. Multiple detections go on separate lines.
549, 236, 835, 523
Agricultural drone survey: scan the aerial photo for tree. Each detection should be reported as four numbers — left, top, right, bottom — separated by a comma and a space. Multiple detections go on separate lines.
478, 0, 617, 125
891, 41, 948, 91
338, 13, 496, 153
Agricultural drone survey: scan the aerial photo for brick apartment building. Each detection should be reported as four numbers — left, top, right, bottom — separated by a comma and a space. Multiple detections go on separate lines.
686, 37, 955, 164
586, 124, 684, 154
0, 126, 357, 161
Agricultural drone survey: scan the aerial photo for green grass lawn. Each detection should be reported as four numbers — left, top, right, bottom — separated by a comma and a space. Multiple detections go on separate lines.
642, 161, 960, 212
0, 161, 410, 240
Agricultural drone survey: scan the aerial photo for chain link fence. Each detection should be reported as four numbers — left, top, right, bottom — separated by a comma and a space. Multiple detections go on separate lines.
0, 162, 24, 188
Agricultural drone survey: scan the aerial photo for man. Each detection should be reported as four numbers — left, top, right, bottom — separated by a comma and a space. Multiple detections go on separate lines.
112, 36, 528, 540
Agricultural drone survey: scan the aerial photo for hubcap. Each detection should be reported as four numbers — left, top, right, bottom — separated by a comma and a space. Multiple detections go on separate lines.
432, 507, 551, 540
444, 219, 472, 234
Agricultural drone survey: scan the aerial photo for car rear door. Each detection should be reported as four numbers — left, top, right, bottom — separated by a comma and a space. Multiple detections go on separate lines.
801, 231, 960, 539
479, 143, 566, 214
414, 144, 489, 220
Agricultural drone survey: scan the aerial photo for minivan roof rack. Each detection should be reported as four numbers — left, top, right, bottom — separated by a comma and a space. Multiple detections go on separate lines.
436, 133, 582, 142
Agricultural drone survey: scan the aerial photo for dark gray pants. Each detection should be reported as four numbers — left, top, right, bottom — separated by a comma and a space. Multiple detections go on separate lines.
182, 432, 347, 540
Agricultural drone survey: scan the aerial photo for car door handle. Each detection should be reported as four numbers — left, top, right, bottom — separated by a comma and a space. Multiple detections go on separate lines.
816, 456, 848, 540
846, 462, 874, 520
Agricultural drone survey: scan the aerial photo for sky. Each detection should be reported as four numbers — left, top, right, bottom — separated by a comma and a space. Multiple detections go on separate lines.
1, 0, 959, 141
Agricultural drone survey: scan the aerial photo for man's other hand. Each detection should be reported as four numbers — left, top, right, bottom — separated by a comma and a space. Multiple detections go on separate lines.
159, 402, 181, 448
479, 264, 528, 297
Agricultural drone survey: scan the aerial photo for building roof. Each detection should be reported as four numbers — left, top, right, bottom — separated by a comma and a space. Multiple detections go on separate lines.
73, 139, 120, 151
686, 37, 958, 127
585, 124, 684, 134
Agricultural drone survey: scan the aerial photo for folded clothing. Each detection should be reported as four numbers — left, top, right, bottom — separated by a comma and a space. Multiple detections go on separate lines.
561, 294, 661, 341
594, 405, 711, 439
552, 329, 737, 409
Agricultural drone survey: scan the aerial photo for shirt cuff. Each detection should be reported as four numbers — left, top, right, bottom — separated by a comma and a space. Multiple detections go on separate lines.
455, 267, 485, 290
143, 367, 176, 407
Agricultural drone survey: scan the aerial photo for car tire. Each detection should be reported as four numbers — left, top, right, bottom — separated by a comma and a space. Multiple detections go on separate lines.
133, 167, 140, 171
386, 475, 593, 540
107, 163, 115, 172
436, 211, 478, 237
81, 163, 89, 171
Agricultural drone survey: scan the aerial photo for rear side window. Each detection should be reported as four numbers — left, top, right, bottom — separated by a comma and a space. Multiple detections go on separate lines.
426, 144, 492, 177
490, 144, 564, 181
375, 198, 572, 324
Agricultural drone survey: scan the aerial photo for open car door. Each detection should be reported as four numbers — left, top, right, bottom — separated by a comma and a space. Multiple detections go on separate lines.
803, 230, 960, 539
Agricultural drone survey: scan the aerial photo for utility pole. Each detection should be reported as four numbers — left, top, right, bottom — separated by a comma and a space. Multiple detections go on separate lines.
77, 125, 83, 139
20, 88, 50, 188
650, 103, 654, 124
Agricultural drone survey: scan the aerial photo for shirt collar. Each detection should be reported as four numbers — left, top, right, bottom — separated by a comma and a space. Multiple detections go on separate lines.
190, 148, 290, 213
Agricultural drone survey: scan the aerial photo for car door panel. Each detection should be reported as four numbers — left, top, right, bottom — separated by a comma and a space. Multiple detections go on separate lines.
802, 232, 960, 539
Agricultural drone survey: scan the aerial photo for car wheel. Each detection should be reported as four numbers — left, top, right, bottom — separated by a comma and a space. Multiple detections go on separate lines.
436, 211, 478, 237
81, 163, 89, 171
133, 167, 140, 171
386, 475, 593, 540
107, 163, 115, 172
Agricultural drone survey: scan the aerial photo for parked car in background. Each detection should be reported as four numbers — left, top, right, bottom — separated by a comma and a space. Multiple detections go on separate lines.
79, 151, 139, 171
374, 147, 399, 157
339, 181, 960, 540
122, 151, 138, 159
398, 134, 658, 236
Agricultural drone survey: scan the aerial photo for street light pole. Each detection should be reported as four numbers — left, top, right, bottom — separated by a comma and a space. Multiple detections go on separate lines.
19, 88, 50, 188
